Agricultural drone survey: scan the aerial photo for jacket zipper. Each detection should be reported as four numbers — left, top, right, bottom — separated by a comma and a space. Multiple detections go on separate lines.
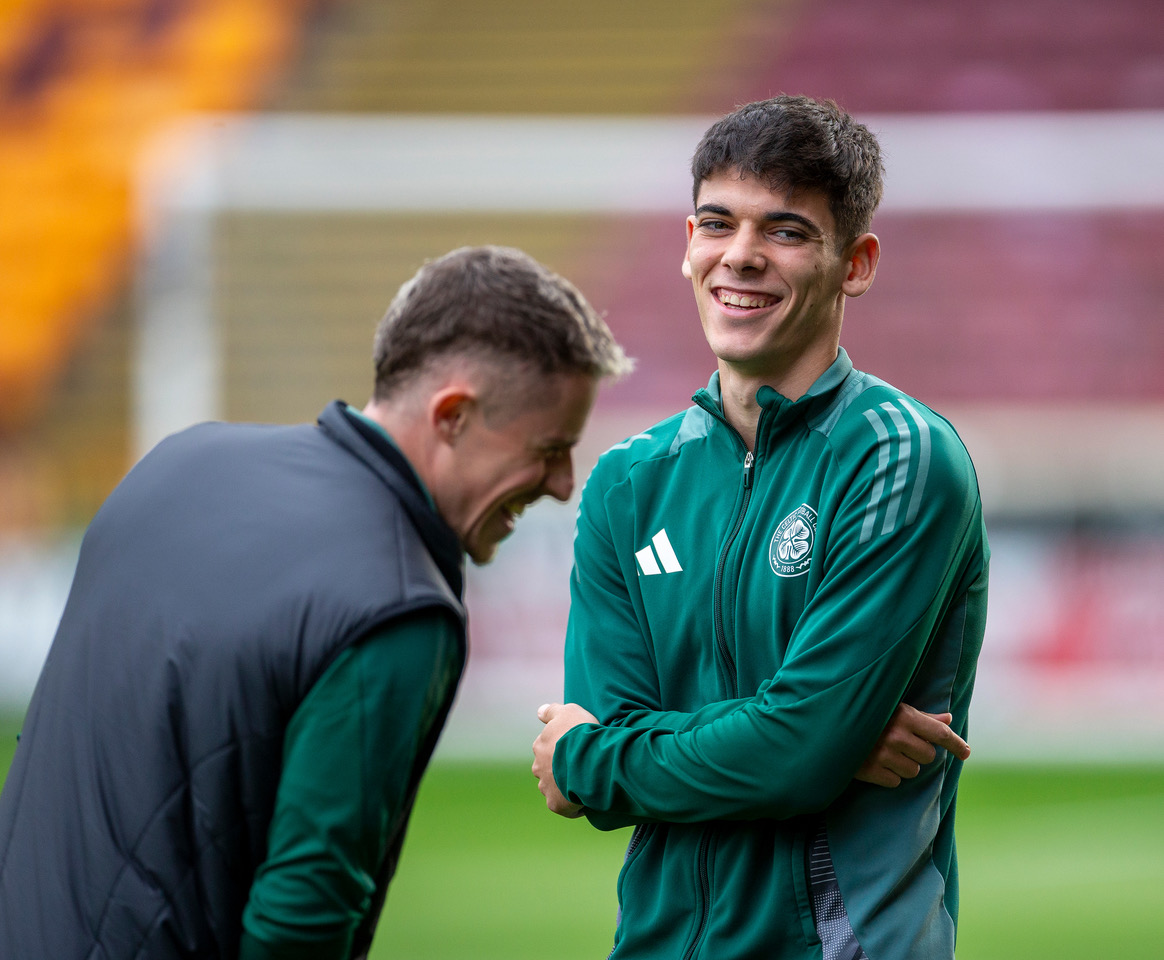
687, 450, 750, 960
680, 828, 713, 960
624, 822, 651, 860
687, 393, 768, 960
711, 449, 753, 698
608, 824, 656, 960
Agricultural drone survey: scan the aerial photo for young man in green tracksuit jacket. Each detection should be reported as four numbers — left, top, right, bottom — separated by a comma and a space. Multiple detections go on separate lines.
532, 97, 989, 960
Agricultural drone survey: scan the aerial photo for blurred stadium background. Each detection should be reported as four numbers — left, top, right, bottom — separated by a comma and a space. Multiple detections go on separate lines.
1, 0, 1163, 957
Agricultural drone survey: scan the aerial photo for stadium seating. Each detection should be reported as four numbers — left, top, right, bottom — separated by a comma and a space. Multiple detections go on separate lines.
595, 0, 1164, 406
0, 0, 318, 435
2, 0, 1162, 530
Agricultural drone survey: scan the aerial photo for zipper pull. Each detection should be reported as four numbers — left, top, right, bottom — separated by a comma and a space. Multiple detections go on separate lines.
743, 451, 754, 488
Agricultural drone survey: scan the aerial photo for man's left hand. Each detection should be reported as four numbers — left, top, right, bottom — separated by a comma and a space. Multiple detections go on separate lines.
532, 702, 598, 818
855, 703, 970, 787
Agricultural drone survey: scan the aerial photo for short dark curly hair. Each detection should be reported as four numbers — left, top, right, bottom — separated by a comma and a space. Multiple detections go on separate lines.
691, 95, 884, 245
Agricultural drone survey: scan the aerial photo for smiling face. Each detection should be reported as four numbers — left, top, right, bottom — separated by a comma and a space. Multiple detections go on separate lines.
683, 169, 878, 399
439, 371, 597, 564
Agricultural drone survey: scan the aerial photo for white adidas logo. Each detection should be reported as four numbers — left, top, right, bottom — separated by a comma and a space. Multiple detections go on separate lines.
635, 529, 683, 576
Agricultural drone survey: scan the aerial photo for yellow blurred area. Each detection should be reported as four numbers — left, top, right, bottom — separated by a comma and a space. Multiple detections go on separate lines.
0, 0, 314, 431
0, 0, 766, 531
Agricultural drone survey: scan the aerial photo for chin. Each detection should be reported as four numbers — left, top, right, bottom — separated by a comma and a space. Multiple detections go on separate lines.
706, 330, 764, 359
466, 540, 501, 566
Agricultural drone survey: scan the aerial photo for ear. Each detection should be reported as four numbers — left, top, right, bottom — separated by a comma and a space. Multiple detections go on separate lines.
429, 385, 477, 445
840, 233, 880, 298
681, 216, 696, 280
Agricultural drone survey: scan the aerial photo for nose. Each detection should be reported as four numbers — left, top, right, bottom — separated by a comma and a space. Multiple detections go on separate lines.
542, 452, 575, 503
722, 224, 765, 273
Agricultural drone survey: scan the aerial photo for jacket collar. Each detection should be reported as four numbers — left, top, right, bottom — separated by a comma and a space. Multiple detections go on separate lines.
698, 348, 856, 418
316, 400, 465, 598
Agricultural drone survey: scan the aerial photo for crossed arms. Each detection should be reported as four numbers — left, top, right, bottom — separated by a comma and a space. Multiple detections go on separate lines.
533, 700, 971, 819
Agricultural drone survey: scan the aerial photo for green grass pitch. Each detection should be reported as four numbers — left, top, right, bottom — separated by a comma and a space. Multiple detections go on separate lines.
378, 761, 1164, 960
2, 714, 1162, 958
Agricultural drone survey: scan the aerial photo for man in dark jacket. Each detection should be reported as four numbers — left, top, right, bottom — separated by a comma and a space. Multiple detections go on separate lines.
0, 245, 631, 959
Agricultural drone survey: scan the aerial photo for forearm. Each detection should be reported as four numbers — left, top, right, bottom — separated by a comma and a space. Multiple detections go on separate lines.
574, 704, 748, 832
238, 929, 351, 960
556, 630, 928, 822
567, 673, 753, 830
242, 611, 459, 955
612, 697, 749, 732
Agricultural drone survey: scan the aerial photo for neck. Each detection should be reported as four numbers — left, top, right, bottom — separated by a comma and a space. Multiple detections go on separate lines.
716, 344, 839, 450
716, 368, 763, 451
360, 399, 434, 488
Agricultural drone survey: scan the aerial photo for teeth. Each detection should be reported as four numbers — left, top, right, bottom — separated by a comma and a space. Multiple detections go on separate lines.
719, 291, 772, 308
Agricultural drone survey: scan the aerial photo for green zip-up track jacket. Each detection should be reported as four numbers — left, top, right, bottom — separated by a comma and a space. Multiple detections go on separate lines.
557, 349, 989, 960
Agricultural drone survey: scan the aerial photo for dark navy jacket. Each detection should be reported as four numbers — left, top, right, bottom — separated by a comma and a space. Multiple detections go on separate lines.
0, 401, 466, 958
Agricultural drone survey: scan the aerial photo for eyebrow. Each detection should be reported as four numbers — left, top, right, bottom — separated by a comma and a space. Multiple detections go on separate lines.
694, 203, 823, 234
538, 433, 580, 449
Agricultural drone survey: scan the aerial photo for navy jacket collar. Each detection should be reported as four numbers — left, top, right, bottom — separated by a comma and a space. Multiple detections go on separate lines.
317, 400, 465, 598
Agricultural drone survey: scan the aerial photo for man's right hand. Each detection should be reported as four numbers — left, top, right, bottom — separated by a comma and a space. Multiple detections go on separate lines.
532, 702, 598, 817
855, 703, 970, 787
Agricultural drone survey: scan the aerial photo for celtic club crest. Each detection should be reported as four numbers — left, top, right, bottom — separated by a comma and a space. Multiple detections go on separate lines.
769, 504, 817, 578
